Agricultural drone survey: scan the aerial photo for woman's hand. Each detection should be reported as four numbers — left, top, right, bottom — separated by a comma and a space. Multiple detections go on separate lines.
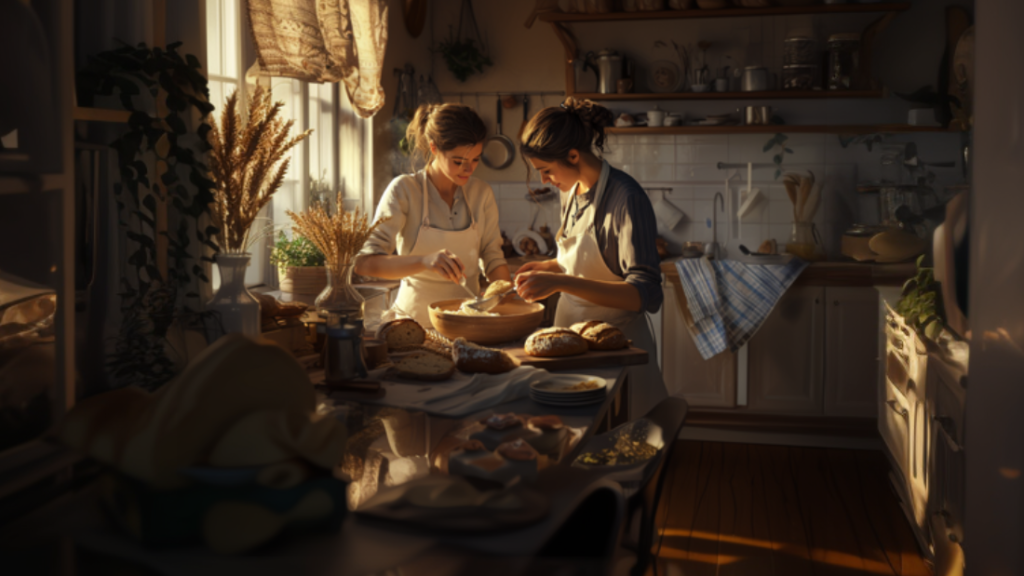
515, 270, 567, 303
513, 259, 561, 276
420, 249, 465, 283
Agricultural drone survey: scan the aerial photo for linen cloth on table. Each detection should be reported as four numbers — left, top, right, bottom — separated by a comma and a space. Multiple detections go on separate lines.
355, 365, 552, 418
673, 257, 808, 360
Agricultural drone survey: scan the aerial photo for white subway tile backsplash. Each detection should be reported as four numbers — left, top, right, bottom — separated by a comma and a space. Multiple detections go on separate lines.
636, 164, 675, 181
768, 223, 793, 245
693, 144, 729, 164
692, 186, 724, 200
769, 199, 795, 224
488, 132, 961, 259
675, 145, 695, 163
636, 144, 676, 164
691, 200, 716, 243
602, 145, 633, 166
676, 134, 727, 145
499, 197, 534, 223
675, 164, 722, 181
637, 134, 675, 144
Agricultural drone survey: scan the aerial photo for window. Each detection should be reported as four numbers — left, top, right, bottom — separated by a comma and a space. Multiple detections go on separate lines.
204, 0, 370, 289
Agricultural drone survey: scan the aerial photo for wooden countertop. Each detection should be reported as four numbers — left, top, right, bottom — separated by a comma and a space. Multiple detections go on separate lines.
660, 258, 915, 287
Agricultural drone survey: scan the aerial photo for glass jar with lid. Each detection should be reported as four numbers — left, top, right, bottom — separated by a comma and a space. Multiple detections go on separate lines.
827, 33, 861, 90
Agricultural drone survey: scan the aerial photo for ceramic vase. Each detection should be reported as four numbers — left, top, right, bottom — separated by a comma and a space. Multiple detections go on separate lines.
208, 253, 260, 338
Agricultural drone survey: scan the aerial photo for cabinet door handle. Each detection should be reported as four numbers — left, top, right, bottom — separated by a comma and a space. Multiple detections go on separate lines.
886, 399, 909, 421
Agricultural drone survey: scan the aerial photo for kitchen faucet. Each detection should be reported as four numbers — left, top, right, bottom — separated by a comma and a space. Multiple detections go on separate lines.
708, 191, 724, 259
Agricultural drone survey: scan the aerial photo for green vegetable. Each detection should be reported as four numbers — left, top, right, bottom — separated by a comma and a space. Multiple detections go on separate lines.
895, 254, 952, 342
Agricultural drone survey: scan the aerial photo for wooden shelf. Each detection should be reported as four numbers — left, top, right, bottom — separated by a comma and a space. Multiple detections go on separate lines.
606, 124, 950, 135
538, 2, 911, 23
572, 89, 885, 101
73, 107, 131, 123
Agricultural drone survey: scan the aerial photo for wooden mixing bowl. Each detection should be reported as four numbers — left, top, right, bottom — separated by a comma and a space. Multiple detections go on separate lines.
428, 299, 545, 345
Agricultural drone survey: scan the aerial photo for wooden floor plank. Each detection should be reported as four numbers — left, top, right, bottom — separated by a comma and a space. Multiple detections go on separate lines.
826, 449, 899, 575
793, 446, 869, 575
852, 450, 913, 575
685, 442, 724, 576
719, 443, 775, 576
653, 441, 706, 576
651, 443, 931, 576
856, 450, 933, 576
757, 445, 815, 576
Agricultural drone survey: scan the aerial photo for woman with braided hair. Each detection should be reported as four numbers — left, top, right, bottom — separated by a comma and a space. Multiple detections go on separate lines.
515, 98, 667, 417
355, 103, 511, 326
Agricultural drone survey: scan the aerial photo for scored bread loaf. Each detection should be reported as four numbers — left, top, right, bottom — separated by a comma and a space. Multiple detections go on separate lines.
570, 320, 629, 351
393, 350, 456, 381
377, 318, 426, 351
524, 327, 589, 357
452, 337, 516, 374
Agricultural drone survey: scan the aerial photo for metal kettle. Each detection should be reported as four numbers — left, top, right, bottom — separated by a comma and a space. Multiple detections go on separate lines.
585, 50, 625, 94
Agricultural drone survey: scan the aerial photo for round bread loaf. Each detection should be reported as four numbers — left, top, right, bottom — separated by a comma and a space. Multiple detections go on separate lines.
570, 320, 629, 351
524, 327, 588, 357
452, 337, 516, 374
393, 351, 455, 381
377, 318, 425, 351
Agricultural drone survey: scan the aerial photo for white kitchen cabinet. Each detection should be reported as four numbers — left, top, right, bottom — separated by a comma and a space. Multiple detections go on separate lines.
660, 278, 736, 408
824, 287, 882, 417
746, 286, 825, 414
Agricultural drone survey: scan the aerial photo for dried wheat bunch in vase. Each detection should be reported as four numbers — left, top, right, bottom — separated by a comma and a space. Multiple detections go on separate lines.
207, 85, 312, 253
287, 193, 388, 317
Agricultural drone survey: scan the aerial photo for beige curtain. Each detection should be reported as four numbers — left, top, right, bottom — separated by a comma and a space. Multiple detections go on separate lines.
246, 0, 388, 118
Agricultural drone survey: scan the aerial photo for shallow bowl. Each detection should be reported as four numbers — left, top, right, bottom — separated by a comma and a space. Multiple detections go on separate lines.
428, 299, 545, 345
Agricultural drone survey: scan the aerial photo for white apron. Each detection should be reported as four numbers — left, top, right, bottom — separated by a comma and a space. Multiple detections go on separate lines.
553, 163, 667, 419
384, 172, 482, 327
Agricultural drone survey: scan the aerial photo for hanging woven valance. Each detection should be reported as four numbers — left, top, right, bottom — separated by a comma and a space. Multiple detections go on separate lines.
246, 0, 388, 118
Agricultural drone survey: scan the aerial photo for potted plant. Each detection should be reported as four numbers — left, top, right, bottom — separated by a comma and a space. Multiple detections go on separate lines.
270, 232, 327, 295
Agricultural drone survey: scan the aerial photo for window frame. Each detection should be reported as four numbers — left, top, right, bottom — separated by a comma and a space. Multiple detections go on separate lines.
204, 0, 371, 290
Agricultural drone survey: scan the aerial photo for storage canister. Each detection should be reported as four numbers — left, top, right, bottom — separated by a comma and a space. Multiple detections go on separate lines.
827, 33, 861, 90
783, 36, 816, 66
782, 64, 820, 90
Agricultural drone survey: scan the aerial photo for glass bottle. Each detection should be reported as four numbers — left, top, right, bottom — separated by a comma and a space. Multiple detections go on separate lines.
786, 222, 825, 261
315, 263, 365, 321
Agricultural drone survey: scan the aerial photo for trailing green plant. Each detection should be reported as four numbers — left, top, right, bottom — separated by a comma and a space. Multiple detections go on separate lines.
895, 254, 948, 341
763, 133, 793, 180
78, 41, 219, 391
270, 232, 326, 273
435, 26, 491, 82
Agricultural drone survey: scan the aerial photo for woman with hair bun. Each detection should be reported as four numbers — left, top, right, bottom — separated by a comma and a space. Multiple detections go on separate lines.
355, 103, 510, 326
516, 98, 667, 417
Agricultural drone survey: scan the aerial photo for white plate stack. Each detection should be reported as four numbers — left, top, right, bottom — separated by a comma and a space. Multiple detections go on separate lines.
529, 374, 608, 407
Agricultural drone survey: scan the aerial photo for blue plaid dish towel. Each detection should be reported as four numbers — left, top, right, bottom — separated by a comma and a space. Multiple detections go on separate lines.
673, 257, 808, 359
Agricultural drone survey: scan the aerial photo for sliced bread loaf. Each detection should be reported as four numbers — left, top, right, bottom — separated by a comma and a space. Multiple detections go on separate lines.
393, 351, 455, 381
377, 318, 426, 351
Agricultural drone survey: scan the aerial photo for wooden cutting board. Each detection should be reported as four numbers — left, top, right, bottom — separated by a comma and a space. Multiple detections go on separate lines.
505, 346, 649, 372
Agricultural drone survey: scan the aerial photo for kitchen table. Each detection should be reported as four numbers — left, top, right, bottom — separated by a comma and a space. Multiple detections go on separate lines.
0, 363, 639, 576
